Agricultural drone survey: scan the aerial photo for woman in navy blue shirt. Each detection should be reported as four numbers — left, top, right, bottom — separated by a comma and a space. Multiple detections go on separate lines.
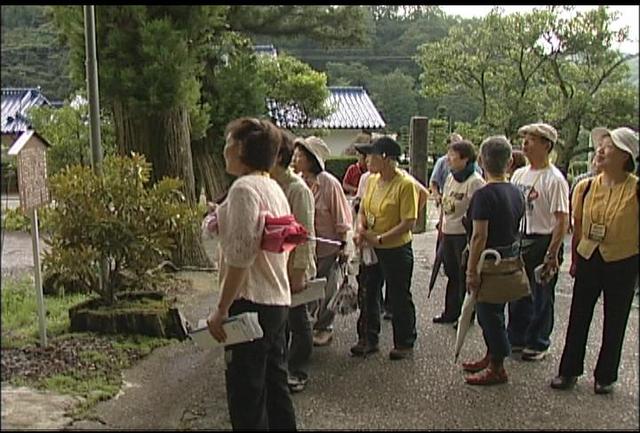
463, 136, 525, 386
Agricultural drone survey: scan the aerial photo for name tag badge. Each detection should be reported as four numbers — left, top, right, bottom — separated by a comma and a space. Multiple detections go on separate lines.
366, 213, 375, 229
588, 223, 606, 242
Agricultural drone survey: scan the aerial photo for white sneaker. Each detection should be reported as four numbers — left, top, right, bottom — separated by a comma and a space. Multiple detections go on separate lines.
521, 348, 548, 361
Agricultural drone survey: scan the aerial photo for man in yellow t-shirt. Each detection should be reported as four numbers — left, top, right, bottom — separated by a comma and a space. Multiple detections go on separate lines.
353, 136, 419, 361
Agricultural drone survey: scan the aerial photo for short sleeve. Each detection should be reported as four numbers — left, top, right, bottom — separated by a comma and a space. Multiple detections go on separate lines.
430, 157, 443, 185
399, 179, 419, 221
549, 174, 570, 215
219, 183, 263, 268
470, 188, 491, 221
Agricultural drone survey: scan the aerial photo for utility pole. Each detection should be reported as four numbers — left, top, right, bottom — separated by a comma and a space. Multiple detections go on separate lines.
84, 5, 108, 296
84, 5, 103, 175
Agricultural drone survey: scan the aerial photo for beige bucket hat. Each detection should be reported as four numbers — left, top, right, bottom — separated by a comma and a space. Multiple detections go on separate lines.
294, 136, 331, 170
591, 127, 639, 161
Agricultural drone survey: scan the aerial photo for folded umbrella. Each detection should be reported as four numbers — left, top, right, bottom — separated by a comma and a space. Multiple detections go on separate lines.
261, 214, 342, 253
454, 248, 501, 362
427, 235, 444, 299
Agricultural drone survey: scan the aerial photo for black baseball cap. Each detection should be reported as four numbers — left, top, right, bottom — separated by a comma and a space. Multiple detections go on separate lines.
355, 136, 402, 159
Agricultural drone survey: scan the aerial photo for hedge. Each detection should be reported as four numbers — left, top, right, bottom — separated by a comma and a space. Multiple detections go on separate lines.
325, 156, 358, 182
324, 157, 431, 184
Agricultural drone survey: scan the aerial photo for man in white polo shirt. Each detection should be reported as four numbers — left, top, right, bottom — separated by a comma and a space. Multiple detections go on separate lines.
508, 123, 570, 361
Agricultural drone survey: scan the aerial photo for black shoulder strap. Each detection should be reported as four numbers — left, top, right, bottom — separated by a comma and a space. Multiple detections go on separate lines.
518, 189, 527, 253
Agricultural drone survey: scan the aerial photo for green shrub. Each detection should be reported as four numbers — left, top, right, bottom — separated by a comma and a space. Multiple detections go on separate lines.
325, 156, 358, 182
28, 101, 116, 177
1, 206, 52, 233
1, 207, 30, 232
42, 153, 195, 304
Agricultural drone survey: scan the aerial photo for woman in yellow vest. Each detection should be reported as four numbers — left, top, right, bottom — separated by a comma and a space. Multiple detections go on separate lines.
353, 137, 420, 360
550, 127, 639, 395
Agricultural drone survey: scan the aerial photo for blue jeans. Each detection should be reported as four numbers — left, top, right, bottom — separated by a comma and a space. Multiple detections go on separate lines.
507, 234, 563, 351
477, 302, 510, 360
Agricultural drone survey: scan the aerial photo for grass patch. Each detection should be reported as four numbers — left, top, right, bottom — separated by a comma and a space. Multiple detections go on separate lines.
1, 274, 92, 348
111, 333, 169, 356
1, 274, 174, 418
43, 373, 122, 412
5, 332, 173, 418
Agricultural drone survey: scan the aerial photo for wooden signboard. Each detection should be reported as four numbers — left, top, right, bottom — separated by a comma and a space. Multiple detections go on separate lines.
7, 129, 50, 346
7, 130, 50, 213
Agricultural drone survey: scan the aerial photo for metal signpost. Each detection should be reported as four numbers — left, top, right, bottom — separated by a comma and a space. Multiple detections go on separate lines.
8, 130, 51, 347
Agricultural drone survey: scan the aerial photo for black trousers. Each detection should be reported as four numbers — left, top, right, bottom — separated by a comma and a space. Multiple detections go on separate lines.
356, 262, 384, 346
558, 250, 639, 384
441, 234, 468, 320
373, 242, 417, 349
224, 299, 296, 431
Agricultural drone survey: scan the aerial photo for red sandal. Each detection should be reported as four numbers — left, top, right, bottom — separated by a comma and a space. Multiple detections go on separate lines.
462, 355, 490, 373
465, 367, 508, 386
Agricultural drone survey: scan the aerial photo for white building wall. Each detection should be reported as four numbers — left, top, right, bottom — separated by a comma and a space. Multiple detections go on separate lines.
322, 129, 361, 156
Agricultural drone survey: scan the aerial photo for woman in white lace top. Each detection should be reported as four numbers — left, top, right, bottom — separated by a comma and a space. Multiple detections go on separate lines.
206, 117, 297, 430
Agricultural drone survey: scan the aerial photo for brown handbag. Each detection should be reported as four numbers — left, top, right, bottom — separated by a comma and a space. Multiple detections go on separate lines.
475, 191, 530, 304
476, 256, 530, 303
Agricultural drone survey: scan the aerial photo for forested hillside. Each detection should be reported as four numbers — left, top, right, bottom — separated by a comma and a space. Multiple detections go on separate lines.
1, 5, 74, 101
2, 4, 638, 151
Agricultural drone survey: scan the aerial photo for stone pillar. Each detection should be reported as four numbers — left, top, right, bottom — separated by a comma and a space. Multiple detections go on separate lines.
410, 116, 428, 234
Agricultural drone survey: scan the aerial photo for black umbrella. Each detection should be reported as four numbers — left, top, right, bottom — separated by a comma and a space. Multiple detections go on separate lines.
427, 226, 445, 299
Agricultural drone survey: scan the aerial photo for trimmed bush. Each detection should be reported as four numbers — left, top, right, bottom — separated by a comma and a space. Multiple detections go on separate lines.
42, 153, 196, 303
325, 156, 358, 182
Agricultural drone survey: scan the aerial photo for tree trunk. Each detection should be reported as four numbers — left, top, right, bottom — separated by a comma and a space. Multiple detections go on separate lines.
111, 101, 211, 268
192, 135, 231, 203
557, 118, 581, 176
113, 99, 152, 158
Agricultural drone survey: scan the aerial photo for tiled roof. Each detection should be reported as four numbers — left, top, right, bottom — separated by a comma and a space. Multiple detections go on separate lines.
268, 86, 386, 130
1, 88, 51, 134
254, 44, 278, 58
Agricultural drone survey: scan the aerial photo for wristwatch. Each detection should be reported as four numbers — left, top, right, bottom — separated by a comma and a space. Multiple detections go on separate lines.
377, 235, 383, 245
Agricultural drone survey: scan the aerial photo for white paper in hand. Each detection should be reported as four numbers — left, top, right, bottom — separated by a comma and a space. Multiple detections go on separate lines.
189, 312, 263, 348
290, 278, 327, 308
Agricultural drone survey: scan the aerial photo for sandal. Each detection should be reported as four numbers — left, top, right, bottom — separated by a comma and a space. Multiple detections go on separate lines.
462, 355, 490, 373
465, 367, 508, 386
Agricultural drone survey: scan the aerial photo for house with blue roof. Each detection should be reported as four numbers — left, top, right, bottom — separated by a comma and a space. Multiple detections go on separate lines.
268, 86, 386, 155
1, 88, 53, 148
254, 44, 278, 58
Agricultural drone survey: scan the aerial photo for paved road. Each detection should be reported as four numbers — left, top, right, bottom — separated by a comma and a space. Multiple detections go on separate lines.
1, 217, 638, 430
